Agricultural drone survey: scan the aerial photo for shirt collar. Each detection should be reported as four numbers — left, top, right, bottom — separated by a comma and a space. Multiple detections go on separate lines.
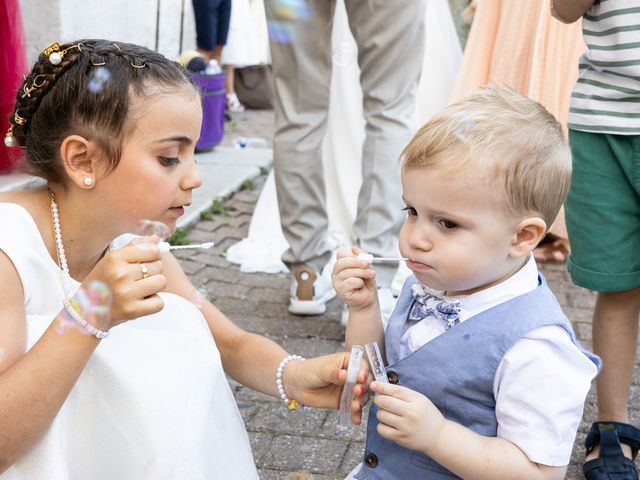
422, 255, 539, 323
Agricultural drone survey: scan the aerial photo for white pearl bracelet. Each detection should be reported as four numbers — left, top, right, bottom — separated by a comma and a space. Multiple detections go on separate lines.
276, 354, 305, 411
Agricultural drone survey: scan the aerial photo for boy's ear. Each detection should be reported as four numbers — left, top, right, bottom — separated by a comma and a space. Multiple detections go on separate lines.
510, 217, 547, 258
59, 135, 101, 189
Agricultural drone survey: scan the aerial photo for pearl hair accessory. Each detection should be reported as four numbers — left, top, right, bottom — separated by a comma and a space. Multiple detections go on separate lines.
4, 112, 25, 148
4, 129, 17, 148
83, 177, 93, 187
50, 189, 109, 339
276, 354, 305, 411
44, 42, 83, 66
49, 51, 62, 65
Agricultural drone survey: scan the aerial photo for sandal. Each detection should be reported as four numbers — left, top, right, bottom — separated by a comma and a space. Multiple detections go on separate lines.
583, 422, 640, 480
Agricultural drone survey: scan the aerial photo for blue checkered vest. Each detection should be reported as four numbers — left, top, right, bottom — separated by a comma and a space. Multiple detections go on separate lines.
354, 273, 600, 479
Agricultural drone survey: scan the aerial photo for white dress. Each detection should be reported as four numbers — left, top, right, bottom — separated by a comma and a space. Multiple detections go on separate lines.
0, 203, 259, 480
221, 0, 261, 67
226, 0, 462, 273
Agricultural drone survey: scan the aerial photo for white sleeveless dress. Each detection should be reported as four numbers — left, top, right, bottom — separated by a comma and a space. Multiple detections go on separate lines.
0, 202, 259, 480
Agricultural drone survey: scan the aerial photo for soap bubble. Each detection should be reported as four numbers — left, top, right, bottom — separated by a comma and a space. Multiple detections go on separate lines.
332, 42, 357, 67
267, 0, 312, 44
449, 114, 477, 142
132, 220, 171, 239
87, 67, 111, 94
190, 286, 211, 308
272, 0, 312, 20
267, 19, 294, 43
55, 281, 112, 336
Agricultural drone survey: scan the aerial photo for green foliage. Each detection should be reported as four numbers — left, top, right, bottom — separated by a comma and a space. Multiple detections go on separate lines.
240, 179, 254, 191
167, 227, 190, 246
210, 198, 229, 216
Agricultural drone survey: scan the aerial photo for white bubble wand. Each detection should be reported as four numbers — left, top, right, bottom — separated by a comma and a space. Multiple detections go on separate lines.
357, 253, 408, 263
158, 241, 215, 252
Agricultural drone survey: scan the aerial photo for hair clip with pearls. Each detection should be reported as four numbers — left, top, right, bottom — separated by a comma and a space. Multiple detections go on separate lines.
4, 111, 26, 148
4, 127, 18, 148
43, 42, 83, 66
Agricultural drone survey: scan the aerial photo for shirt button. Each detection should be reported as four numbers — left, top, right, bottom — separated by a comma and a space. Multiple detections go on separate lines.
364, 452, 379, 468
387, 371, 399, 384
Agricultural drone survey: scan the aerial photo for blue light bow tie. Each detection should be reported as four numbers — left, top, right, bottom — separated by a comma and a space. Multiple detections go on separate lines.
408, 283, 461, 330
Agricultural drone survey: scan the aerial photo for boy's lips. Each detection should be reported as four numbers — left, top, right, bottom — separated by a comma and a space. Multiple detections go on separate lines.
407, 259, 432, 270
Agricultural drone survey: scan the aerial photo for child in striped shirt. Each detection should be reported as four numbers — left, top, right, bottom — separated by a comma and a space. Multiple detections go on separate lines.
553, 2, 640, 479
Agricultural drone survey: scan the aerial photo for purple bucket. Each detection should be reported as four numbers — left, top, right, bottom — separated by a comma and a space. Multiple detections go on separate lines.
191, 72, 226, 152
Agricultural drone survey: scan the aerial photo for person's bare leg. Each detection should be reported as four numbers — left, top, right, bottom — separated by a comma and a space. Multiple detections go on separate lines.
585, 287, 640, 461
212, 44, 224, 64
196, 48, 212, 61
225, 65, 235, 93
196, 44, 223, 63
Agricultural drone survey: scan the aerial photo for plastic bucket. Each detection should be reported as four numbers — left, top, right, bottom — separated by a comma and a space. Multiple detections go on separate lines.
191, 72, 226, 152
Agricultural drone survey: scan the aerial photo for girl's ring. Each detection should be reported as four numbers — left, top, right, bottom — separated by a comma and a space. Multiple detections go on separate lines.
139, 262, 149, 280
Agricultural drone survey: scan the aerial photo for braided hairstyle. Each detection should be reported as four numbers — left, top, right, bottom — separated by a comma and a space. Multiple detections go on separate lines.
7, 39, 196, 184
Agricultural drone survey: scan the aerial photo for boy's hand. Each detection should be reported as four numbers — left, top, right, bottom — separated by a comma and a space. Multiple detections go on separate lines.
332, 246, 377, 312
371, 381, 447, 454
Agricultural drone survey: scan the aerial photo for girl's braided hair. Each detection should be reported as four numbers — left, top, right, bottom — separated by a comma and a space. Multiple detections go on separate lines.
8, 39, 195, 183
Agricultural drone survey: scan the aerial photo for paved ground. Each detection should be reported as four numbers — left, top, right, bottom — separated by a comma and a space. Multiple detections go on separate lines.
174, 109, 639, 480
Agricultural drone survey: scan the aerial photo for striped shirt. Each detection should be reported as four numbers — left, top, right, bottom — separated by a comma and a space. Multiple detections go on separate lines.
568, 0, 640, 135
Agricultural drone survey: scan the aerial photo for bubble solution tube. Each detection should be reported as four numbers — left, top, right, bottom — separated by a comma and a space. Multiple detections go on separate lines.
336, 345, 365, 431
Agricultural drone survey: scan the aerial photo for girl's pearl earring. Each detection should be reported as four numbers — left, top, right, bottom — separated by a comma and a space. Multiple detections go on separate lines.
83, 177, 93, 187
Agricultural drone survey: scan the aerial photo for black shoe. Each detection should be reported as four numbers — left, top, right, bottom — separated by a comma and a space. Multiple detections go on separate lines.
583, 422, 640, 480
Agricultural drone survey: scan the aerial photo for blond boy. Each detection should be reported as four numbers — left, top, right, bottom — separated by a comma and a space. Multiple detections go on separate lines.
334, 85, 600, 480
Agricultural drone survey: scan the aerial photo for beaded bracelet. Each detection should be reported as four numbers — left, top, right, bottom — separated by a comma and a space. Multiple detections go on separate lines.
276, 354, 305, 411
62, 298, 110, 339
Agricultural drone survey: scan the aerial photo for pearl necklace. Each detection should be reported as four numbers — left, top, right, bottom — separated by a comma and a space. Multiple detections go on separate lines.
49, 189, 73, 297
49, 189, 109, 338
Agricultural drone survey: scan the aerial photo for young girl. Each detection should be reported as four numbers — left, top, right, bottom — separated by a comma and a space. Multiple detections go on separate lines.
0, 39, 364, 479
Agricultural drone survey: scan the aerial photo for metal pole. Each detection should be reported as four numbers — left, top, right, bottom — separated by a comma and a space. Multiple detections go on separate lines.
179, 0, 186, 53
155, 0, 161, 51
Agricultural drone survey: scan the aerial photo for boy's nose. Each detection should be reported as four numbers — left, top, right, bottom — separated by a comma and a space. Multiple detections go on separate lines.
410, 229, 433, 252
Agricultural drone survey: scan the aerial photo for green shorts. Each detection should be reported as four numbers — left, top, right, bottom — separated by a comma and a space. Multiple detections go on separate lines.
565, 130, 640, 292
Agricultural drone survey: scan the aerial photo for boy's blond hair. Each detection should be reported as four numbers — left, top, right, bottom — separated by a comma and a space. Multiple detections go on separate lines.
402, 85, 571, 228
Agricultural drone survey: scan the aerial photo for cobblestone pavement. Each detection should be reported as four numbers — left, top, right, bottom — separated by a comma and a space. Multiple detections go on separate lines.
176, 110, 639, 479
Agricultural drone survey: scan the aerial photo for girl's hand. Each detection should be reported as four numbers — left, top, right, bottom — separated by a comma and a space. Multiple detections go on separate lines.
284, 351, 369, 423
351, 371, 371, 425
82, 237, 167, 327
332, 246, 377, 312
371, 381, 446, 453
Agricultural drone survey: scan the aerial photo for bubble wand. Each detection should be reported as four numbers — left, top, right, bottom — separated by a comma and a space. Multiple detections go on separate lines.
158, 241, 215, 252
357, 253, 408, 263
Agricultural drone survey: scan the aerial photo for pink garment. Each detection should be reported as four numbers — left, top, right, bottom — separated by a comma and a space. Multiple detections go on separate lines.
450, 0, 585, 241
450, 0, 585, 128
0, 0, 27, 172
